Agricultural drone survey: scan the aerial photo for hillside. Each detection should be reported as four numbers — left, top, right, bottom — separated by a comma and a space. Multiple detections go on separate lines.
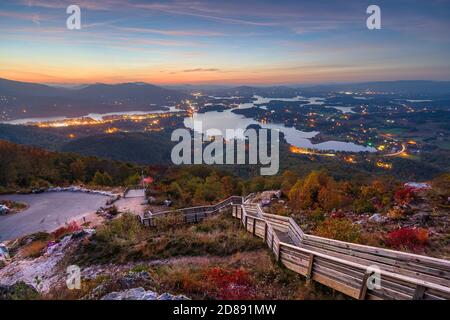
61, 132, 175, 164
0, 78, 188, 120
0, 140, 140, 192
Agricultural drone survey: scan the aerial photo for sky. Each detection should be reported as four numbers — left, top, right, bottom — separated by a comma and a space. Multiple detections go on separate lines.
0, 0, 450, 85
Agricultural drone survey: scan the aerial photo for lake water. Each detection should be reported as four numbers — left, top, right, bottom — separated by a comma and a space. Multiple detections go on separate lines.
2, 106, 183, 125
326, 106, 355, 114
3, 95, 374, 153
184, 96, 375, 153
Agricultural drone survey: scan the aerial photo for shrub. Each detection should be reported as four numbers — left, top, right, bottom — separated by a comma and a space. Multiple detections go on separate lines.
52, 221, 80, 239
384, 227, 428, 252
386, 207, 406, 219
20, 240, 48, 258
353, 198, 376, 214
315, 218, 362, 243
394, 186, 416, 205
307, 208, 325, 224
0, 281, 39, 300
204, 267, 255, 300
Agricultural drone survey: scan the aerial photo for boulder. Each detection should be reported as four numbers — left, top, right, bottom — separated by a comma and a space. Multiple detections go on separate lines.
411, 212, 430, 226
368, 213, 387, 223
100, 287, 188, 300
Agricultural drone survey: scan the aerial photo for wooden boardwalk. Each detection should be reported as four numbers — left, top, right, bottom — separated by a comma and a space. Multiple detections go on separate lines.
140, 196, 450, 300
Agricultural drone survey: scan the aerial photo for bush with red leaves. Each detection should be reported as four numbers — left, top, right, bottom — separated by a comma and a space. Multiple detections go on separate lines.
384, 227, 428, 252
394, 186, 417, 206
52, 221, 81, 239
330, 210, 345, 219
204, 267, 256, 300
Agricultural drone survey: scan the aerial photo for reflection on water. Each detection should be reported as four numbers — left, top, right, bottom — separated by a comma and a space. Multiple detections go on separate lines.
2, 106, 182, 124
326, 106, 355, 114
185, 96, 374, 153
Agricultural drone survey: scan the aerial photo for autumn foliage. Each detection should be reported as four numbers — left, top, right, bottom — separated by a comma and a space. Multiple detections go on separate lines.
394, 186, 417, 205
52, 221, 81, 239
203, 267, 255, 300
384, 227, 428, 252
315, 218, 362, 243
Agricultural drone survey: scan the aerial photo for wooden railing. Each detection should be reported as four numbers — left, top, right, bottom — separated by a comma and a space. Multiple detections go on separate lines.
139, 196, 242, 227
138, 195, 450, 300
231, 203, 450, 300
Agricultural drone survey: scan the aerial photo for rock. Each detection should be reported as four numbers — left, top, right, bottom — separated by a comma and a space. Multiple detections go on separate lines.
157, 292, 174, 300
100, 287, 183, 300
101, 291, 122, 300
118, 271, 152, 288
412, 212, 430, 225
0, 243, 10, 261
123, 287, 146, 300
368, 213, 387, 223
142, 291, 158, 300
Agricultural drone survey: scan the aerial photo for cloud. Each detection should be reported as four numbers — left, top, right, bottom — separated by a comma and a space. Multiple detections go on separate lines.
183, 68, 221, 73
113, 26, 225, 37
22, 0, 121, 11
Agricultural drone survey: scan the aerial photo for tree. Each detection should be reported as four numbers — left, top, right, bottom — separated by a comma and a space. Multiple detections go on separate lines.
125, 173, 141, 186
92, 171, 105, 186
70, 159, 85, 182
280, 170, 298, 195
288, 170, 333, 210
102, 172, 113, 186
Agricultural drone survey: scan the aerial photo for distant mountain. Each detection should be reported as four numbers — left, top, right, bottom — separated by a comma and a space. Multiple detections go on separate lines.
301, 80, 450, 96
0, 78, 67, 97
206, 85, 302, 98
75, 82, 185, 105
177, 80, 450, 98
0, 78, 188, 120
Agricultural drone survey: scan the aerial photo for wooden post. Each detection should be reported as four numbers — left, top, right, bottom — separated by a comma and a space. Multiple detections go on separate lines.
413, 285, 426, 300
263, 223, 268, 242
271, 233, 274, 251
252, 218, 256, 235
245, 215, 248, 231
306, 253, 314, 279
359, 272, 371, 300
277, 242, 281, 262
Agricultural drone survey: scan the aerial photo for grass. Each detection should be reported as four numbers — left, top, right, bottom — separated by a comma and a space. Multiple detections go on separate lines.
61, 211, 343, 300
73, 212, 264, 265
148, 251, 343, 300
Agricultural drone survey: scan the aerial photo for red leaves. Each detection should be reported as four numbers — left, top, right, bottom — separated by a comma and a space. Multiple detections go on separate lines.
204, 267, 255, 300
394, 186, 417, 206
385, 227, 428, 252
52, 221, 80, 239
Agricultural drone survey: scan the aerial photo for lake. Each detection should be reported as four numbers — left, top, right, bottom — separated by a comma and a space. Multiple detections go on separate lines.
2, 106, 183, 125
184, 96, 375, 153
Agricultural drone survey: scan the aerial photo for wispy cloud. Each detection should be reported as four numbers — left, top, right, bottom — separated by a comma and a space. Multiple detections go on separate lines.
183, 68, 221, 73
113, 26, 225, 37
